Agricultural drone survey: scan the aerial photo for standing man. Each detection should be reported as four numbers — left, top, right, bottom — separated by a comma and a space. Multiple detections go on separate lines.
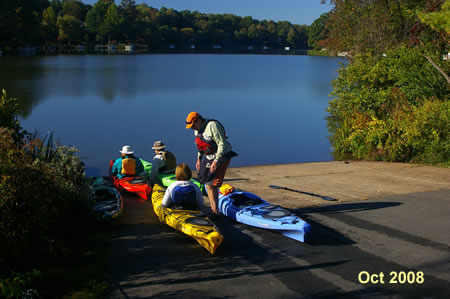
185, 112, 237, 216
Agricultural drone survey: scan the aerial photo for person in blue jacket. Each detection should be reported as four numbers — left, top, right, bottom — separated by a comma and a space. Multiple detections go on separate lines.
162, 163, 207, 213
111, 145, 144, 178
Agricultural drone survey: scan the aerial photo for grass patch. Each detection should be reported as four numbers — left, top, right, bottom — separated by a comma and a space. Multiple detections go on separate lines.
307, 49, 334, 56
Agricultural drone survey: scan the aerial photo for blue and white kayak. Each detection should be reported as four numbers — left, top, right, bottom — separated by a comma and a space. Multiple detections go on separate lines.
218, 189, 311, 242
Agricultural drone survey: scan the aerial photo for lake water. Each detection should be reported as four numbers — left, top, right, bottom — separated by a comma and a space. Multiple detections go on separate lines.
0, 54, 344, 176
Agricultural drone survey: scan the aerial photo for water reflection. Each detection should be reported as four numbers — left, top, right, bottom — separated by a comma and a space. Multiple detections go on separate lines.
0, 56, 46, 117
0, 54, 344, 176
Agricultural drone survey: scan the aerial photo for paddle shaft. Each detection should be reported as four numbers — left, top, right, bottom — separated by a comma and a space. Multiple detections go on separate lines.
269, 185, 337, 201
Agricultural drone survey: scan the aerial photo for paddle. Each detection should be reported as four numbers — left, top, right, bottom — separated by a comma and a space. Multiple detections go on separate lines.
269, 185, 337, 201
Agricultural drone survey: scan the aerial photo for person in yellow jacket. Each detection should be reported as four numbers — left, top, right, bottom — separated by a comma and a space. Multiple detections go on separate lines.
111, 145, 144, 179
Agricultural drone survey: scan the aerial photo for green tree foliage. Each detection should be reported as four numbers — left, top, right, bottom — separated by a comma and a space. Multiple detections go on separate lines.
180, 27, 195, 45
57, 15, 83, 45
85, 0, 114, 42
418, 0, 450, 33
307, 12, 330, 49
327, 47, 449, 164
248, 24, 259, 41
287, 25, 308, 49
0, 0, 49, 49
120, 0, 138, 42
102, 3, 124, 43
0, 0, 311, 51
49, 0, 63, 16
135, 3, 160, 48
321, 0, 447, 56
416, 0, 450, 82
41, 6, 58, 43
321, 0, 449, 165
0, 90, 25, 142
62, 0, 89, 20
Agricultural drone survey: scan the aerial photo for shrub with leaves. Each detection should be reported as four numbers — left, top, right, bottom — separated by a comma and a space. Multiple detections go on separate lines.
0, 128, 90, 272
0, 270, 41, 299
327, 47, 449, 165
1, 120, 90, 296
0, 89, 26, 143
0, 92, 108, 297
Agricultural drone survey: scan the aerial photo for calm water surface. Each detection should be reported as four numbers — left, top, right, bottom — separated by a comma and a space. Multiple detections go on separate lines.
0, 54, 344, 176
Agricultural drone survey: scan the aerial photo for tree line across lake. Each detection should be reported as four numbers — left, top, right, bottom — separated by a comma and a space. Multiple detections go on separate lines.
1, 0, 327, 53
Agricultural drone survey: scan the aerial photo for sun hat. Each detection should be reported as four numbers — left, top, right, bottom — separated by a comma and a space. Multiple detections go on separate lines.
120, 145, 134, 154
185, 111, 201, 129
152, 140, 166, 150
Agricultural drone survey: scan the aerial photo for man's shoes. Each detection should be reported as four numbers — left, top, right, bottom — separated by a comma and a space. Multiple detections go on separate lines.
207, 212, 221, 221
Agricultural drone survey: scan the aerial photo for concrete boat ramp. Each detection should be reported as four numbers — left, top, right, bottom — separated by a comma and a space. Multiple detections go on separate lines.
108, 161, 450, 298
225, 161, 449, 209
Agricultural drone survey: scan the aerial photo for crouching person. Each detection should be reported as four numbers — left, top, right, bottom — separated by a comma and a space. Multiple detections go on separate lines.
162, 163, 207, 214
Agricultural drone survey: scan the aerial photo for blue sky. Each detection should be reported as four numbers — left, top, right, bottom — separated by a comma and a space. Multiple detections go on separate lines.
81, 0, 333, 25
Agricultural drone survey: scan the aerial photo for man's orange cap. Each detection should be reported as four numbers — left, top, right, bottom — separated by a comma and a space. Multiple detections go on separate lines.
185, 111, 201, 129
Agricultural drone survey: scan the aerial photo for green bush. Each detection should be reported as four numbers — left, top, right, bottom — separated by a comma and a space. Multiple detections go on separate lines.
385, 99, 449, 164
0, 91, 94, 296
0, 270, 41, 299
327, 46, 449, 165
0, 89, 26, 143
0, 129, 90, 270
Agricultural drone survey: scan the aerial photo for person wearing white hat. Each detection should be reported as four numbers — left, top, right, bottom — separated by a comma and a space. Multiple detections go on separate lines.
149, 140, 177, 185
110, 145, 145, 179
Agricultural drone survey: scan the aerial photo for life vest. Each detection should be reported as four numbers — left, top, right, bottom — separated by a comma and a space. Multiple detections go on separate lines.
121, 157, 136, 175
172, 185, 197, 209
160, 151, 176, 171
195, 119, 226, 155
220, 184, 235, 195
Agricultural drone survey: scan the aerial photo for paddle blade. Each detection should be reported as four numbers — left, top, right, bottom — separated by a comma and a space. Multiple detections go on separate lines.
321, 196, 337, 201
269, 185, 283, 189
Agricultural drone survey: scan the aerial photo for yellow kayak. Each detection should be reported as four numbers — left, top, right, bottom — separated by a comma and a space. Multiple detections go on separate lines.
151, 184, 223, 254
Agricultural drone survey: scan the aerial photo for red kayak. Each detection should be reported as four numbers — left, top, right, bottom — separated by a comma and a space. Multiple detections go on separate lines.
109, 160, 152, 201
